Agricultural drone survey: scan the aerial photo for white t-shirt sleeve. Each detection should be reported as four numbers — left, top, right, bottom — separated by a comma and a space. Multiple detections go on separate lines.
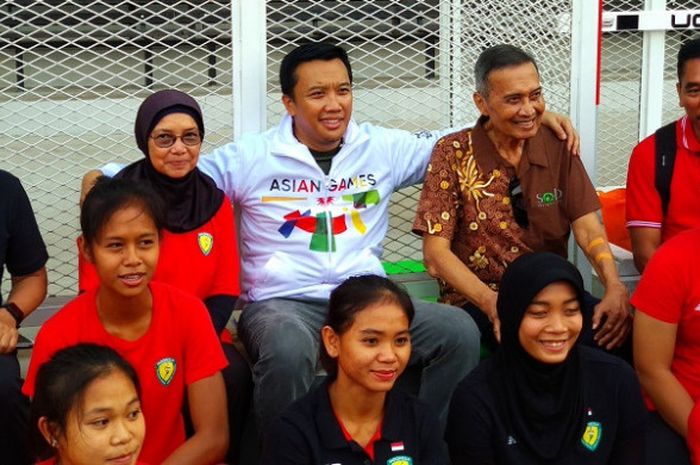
101, 162, 125, 177
197, 142, 241, 202
385, 122, 474, 189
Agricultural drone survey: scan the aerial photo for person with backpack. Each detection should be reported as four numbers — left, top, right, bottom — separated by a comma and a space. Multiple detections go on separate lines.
626, 37, 700, 273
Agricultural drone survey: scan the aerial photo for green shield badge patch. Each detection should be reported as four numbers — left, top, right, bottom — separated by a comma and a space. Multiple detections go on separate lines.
581, 421, 602, 451
387, 456, 413, 465
156, 357, 177, 386
198, 232, 213, 256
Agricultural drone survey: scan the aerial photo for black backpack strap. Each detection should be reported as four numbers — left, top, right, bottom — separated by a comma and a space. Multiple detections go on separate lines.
654, 121, 677, 216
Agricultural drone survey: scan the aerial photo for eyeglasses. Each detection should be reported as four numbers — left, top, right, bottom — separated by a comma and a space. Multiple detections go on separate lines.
508, 176, 529, 229
150, 132, 201, 148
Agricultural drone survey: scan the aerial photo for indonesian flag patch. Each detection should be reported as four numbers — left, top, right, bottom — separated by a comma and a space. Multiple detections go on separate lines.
390, 442, 404, 452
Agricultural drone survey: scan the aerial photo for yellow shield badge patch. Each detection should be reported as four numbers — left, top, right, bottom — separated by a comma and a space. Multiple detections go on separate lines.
156, 357, 177, 386
581, 421, 602, 451
198, 232, 213, 256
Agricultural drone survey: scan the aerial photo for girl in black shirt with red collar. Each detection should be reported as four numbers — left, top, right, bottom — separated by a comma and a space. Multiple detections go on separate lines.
262, 275, 447, 465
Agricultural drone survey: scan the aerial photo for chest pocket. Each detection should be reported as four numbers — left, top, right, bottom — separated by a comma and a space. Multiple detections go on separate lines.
523, 191, 569, 256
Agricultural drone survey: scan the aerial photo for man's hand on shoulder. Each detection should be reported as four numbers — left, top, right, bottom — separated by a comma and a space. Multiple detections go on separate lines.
592, 281, 632, 350
541, 111, 580, 156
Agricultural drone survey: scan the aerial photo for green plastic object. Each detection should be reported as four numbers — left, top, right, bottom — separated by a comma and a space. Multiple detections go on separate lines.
382, 259, 426, 275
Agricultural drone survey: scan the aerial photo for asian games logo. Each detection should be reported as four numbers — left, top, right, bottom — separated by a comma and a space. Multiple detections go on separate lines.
264, 174, 380, 252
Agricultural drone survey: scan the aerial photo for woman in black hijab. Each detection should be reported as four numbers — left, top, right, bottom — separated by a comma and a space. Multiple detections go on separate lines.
79, 89, 251, 464
445, 252, 646, 464
122, 89, 224, 233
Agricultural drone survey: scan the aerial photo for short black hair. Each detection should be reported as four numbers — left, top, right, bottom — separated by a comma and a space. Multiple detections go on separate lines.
474, 44, 539, 96
319, 274, 414, 377
677, 38, 700, 82
30, 344, 140, 461
279, 42, 353, 97
80, 176, 165, 249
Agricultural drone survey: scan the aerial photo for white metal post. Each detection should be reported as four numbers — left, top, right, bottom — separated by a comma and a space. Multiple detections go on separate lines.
570, 0, 601, 288
570, 0, 600, 180
446, 0, 464, 127
231, 0, 267, 138
438, 0, 453, 126
639, 0, 667, 139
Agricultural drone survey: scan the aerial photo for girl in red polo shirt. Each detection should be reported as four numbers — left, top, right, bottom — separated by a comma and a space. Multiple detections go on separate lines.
79, 90, 251, 463
31, 344, 148, 465
24, 178, 228, 465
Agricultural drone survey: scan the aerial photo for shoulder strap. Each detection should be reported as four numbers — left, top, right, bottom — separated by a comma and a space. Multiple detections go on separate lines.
654, 121, 677, 216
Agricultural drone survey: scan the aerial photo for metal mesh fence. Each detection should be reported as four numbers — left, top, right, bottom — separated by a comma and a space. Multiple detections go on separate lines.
605, 0, 644, 11
1, 1, 234, 296
598, 29, 642, 186
3, 0, 577, 295
597, 0, 643, 187
597, 0, 698, 187
265, 0, 572, 265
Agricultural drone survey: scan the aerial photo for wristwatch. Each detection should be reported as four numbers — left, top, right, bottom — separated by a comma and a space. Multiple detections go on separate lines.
0, 302, 24, 328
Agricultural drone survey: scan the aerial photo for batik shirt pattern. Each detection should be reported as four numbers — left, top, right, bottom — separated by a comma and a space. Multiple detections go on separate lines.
413, 128, 531, 306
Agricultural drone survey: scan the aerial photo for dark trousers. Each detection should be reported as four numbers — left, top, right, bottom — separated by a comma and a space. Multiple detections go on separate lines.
0, 352, 30, 465
646, 411, 690, 465
222, 342, 253, 465
464, 291, 632, 362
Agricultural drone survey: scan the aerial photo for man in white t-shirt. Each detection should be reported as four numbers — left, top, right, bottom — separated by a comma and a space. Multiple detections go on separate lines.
85, 42, 578, 435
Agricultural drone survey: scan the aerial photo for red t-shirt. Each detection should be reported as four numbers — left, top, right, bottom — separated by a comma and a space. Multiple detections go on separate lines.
80, 198, 239, 296
631, 229, 700, 406
23, 282, 228, 465
626, 116, 700, 242
79, 198, 240, 342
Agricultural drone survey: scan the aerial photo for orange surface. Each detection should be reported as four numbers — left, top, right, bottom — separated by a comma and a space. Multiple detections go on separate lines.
598, 188, 632, 251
